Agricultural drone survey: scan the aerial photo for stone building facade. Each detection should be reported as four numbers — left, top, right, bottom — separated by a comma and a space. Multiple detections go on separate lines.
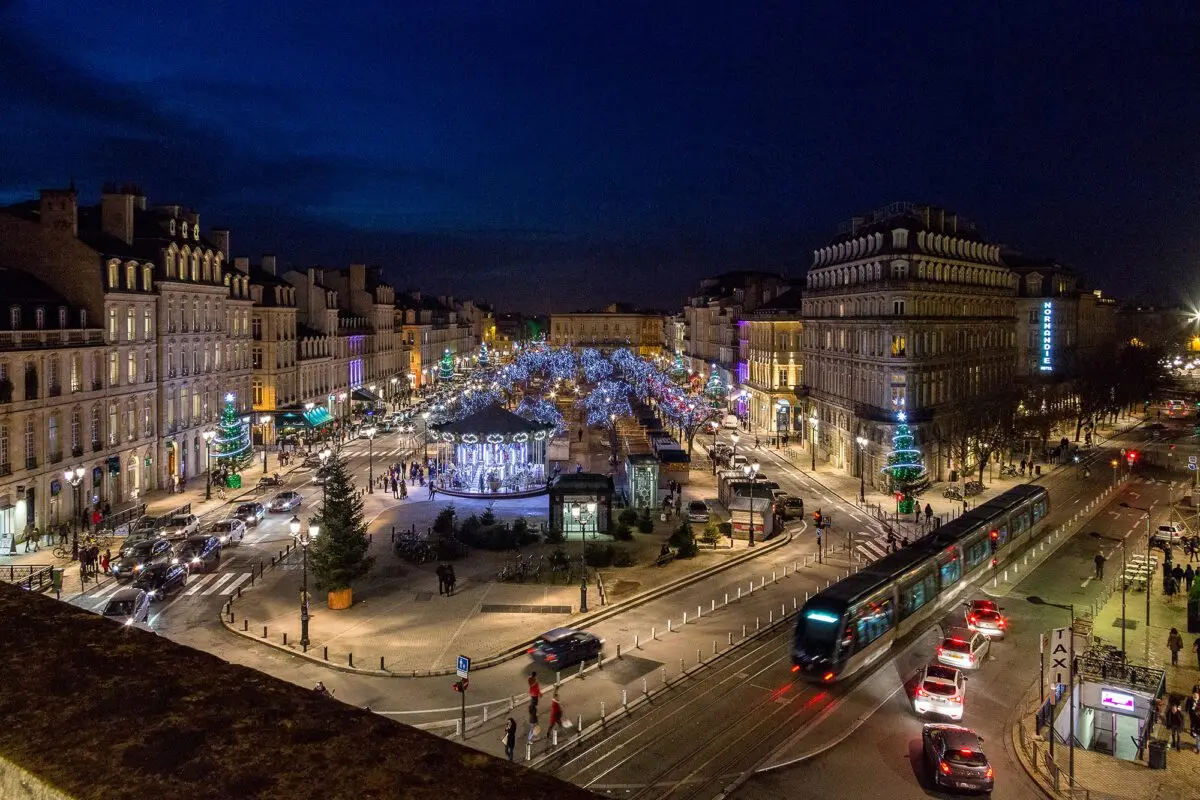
549, 305, 664, 356
801, 203, 1017, 486
737, 289, 804, 434
683, 272, 789, 393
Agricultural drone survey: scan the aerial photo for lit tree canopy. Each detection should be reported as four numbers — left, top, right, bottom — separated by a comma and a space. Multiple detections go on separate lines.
438, 349, 455, 380
515, 396, 567, 436
582, 379, 633, 428
703, 366, 728, 406
580, 348, 613, 383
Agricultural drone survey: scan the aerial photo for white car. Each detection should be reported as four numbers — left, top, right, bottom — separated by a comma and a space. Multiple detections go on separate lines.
209, 518, 247, 546
936, 628, 990, 670
1152, 523, 1185, 545
722, 414, 740, 429
101, 587, 152, 630
159, 513, 200, 540
687, 500, 711, 523
913, 663, 967, 720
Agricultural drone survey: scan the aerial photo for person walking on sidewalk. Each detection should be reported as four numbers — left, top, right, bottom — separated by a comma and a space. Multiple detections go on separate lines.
100, 549, 110, 577
1167, 700, 1184, 750
528, 671, 542, 713
1186, 564, 1195, 593
1168, 628, 1185, 666
527, 702, 540, 744
1094, 550, 1106, 580
446, 564, 456, 596
1172, 563, 1185, 592
924, 503, 933, 523
436, 564, 447, 596
503, 717, 517, 761
548, 691, 564, 739
1193, 636, 1200, 671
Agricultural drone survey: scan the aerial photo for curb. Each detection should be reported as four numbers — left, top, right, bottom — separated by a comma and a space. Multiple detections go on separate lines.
219, 527, 797, 678
1008, 676, 1063, 799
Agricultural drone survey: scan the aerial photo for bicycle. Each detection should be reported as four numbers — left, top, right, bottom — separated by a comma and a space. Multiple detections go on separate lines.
53, 544, 72, 559
999, 464, 1019, 478
943, 487, 963, 501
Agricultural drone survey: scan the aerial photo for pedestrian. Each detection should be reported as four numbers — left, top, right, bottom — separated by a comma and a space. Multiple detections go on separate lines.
59, 526, 68, 547
1173, 563, 1185, 591
1094, 550, 1106, 580
962, 499, 968, 514
79, 559, 88, 586
100, 549, 110, 576
1166, 574, 1178, 602
1187, 564, 1196, 593
1194, 636, 1200, 671
924, 503, 932, 523
1167, 700, 1185, 750
527, 702, 540, 743
528, 671, 541, 712
1185, 689, 1200, 740
1020, 458, 1027, 475
391, 478, 398, 498
754, 434, 759, 449
502, 717, 517, 761
1169, 627, 1184, 666
447, 564, 456, 596
578, 429, 584, 443
674, 495, 681, 516
436, 564, 447, 595
548, 691, 564, 737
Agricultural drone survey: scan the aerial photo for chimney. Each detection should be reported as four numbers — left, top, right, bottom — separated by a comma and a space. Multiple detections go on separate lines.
100, 185, 135, 245
210, 228, 230, 259
233, 256, 250, 274
38, 187, 78, 236
261, 255, 277, 276
349, 263, 366, 292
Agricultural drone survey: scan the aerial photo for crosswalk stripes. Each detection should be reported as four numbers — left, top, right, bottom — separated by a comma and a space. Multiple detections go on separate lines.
853, 530, 892, 563
81, 572, 255, 603
184, 571, 238, 596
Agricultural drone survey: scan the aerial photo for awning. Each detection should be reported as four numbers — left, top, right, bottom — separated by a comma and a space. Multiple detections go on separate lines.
352, 386, 383, 403
304, 407, 334, 427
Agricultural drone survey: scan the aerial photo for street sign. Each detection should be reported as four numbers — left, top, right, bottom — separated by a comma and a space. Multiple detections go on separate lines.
1049, 627, 1070, 686
456, 655, 470, 679
1190, 455, 1197, 465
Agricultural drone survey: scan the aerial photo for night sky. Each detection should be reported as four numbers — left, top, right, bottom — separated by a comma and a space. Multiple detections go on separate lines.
2, 2, 1197, 312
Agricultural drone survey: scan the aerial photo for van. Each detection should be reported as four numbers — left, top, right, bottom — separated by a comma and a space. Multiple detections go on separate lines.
722, 415, 740, 430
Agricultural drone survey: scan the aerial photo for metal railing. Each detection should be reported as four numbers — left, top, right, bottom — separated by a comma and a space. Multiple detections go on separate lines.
1016, 713, 1092, 799
1, 564, 55, 592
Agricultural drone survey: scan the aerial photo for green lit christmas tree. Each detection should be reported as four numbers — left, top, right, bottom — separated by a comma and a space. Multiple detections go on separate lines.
881, 410, 929, 513
669, 351, 687, 380
438, 348, 455, 380
213, 393, 252, 472
703, 365, 728, 408
478, 341, 490, 368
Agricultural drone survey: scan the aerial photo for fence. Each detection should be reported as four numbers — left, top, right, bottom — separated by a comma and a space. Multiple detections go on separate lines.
1, 563, 55, 591
1015, 715, 1093, 799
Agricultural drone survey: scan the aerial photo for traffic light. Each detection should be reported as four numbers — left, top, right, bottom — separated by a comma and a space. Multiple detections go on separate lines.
813, 511, 823, 528
1126, 450, 1138, 465
453, 678, 469, 693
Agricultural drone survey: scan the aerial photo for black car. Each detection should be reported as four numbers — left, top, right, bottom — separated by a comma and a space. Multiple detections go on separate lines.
133, 562, 188, 600
235, 502, 266, 526
110, 538, 174, 580
174, 535, 222, 574
528, 628, 603, 668
922, 724, 994, 793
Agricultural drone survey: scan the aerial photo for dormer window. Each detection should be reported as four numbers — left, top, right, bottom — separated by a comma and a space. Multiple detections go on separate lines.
79, 309, 87, 328
169, 219, 176, 235
193, 226, 199, 241
34, 308, 45, 329
181, 221, 189, 238
9, 306, 19, 329
58, 307, 67, 328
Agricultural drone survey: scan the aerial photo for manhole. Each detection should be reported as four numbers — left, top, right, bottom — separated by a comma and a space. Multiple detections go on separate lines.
414, 592, 433, 602
480, 604, 573, 614
1113, 618, 1138, 630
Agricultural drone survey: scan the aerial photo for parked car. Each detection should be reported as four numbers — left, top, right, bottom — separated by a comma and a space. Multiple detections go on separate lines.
687, 500, 711, 523
101, 587, 151, 627
722, 414, 740, 429
174, 535, 223, 573
126, 517, 160, 544
775, 495, 805, 520
134, 562, 188, 600
209, 518, 246, 546
922, 724, 994, 793
301, 454, 323, 468
729, 454, 749, 470
234, 502, 265, 527
110, 538, 174, 580
912, 663, 967, 720
528, 628, 603, 668
267, 491, 302, 512
936, 628, 990, 670
312, 468, 330, 486
159, 513, 200, 540
1152, 523, 1185, 545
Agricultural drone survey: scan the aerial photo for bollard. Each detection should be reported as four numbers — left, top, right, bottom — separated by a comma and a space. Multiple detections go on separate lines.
526, 742, 532, 761
773, 571, 777, 583
738, 587, 742, 600
661, 667, 666, 685
263, 626, 268, 638
381, 656, 386, 671
793, 597, 797, 610
757, 617, 760, 630
242, 619, 248, 631
578, 660, 584, 678
617, 643, 622, 659
806, 591, 809, 602
749, 581, 754, 594
742, 624, 746, 638
577, 715, 583, 738
598, 653, 603, 670
761, 576, 766, 589
483, 706, 488, 723
713, 640, 717, 655
237, 587, 242, 599
697, 604, 702, 619
283, 633, 288, 645
556, 671, 561, 687
769, 611, 774, 624
600, 701, 605, 721
711, 599, 716, 612
622, 689, 628, 708
680, 657, 684, 673
552, 728, 558, 747
725, 592, 729, 605
635, 634, 640, 649
509, 695, 515, 710
728, 632, 733, 645
682, 613, 687, 626
349, 653, 354, 668
323, 646, 328, 660
652, 626, 657, 639
456, 719, 462, 738
643, 677, 648, 696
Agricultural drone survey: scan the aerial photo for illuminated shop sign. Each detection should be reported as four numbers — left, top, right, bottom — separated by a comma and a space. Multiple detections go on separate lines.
1040, 301, 1053, 372
1100, 689, 1136, 712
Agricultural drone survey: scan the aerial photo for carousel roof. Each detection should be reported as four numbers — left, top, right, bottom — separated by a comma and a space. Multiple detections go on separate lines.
431, 404, 554, 437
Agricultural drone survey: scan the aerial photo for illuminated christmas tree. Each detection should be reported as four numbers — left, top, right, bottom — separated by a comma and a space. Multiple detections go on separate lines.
669, 352, 687, 381
478, 341, 490, 368
703, 365, 728, 407
214, 393, 252, 472
438, 348, 455, 380
881, 410, 928, 513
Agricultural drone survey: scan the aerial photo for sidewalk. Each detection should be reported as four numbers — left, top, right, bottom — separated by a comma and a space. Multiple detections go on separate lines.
1011, 513, 1200, 798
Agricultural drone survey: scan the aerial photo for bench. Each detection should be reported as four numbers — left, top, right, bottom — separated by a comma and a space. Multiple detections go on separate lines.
655, 550, 676, 567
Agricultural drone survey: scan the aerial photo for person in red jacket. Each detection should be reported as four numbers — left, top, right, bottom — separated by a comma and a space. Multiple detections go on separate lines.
528, 671, 541, 712
548, 692, 564, 737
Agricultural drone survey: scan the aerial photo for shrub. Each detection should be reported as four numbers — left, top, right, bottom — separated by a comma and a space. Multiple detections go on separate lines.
636, 507, 655, 534
612, 548, 634, 567
611, 522, 633, 541
457, 523, 521, 551
432, 505, 457, 535
669, 520, 698, 558
584, 542, 616, 567
618, 508, 639, 527
459, 514, 481, 539
480, 504, 497, 527
700, 520, 722, 549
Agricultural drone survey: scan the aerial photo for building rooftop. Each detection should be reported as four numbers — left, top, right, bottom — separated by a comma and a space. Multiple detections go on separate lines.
829, 202, 988, 247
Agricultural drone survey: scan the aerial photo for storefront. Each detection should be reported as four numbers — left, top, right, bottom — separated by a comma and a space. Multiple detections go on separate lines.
548, 473, 614, 540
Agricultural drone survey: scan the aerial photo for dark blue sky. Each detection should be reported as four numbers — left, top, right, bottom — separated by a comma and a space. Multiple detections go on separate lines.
2, 1, 1197, 312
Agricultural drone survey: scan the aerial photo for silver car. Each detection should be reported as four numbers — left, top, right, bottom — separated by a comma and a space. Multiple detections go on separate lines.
159, 513, 200, 540
268, 491, 302, 512
913, 663, 966, 720
209, 518, 247, 546
101, 587, 151, 628
936, 628, 990, 670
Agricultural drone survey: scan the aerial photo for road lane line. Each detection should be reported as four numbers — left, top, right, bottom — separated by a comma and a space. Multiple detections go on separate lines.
183, 573, 221, 596
200, 572, 239, 595
222, 573, 252, 594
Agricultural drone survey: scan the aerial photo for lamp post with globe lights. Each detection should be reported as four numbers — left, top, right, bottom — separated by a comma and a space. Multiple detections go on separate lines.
855, 436, 869, 503
809, 414, 819, 471
742, 461, 761, 547
364, 426, 378, 493
202, 429, 216, 500
64, 466, 85, 556
291, 515, 318, 652
259, 415, 272, 473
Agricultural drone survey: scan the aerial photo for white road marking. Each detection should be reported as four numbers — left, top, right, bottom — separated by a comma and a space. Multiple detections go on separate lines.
183, 573, 220, 596
222, 573, 252, 595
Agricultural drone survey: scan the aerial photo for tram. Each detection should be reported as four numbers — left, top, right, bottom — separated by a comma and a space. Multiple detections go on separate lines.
792, 484, 1049, 682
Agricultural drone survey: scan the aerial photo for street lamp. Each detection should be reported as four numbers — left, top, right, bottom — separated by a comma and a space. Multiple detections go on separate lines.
855, 436, 869, 504
730, 432, 739, 468
259, 415, 272, 473
202, 429, 216, 500
421, 411, 430, 462
1110, 458, 1119, 488
809, 414, 819, 471
292, 516, 318, 652
64, 466, 84, 557
1120, 502, 1154, 629
742, 460, 760, 547
318, 447, 332, 505
1027, 596, 1076, 786
364, 426, 378, 493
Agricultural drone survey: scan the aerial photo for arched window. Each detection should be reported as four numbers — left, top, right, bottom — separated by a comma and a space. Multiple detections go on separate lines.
126, 263, 137, 290
70, 407, 81, 453
107, 261, 119, 287
143, 265, 153, 291
191, 253, 200, 281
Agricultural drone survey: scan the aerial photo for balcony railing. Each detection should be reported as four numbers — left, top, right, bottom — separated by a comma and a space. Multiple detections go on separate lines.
25, 456, 37, 470
48, 385, 62, 397
0, 464, 10, 477
91, 440, 102, 453
71, 446, 84, 457
91, 380, 103, 391
49, 451, 62, 464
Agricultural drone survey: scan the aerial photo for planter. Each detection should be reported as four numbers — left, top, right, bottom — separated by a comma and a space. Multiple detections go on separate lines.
327, 588, 353, 610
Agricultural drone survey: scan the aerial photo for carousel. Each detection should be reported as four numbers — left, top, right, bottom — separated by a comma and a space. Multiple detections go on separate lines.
429, 404, 554, 498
